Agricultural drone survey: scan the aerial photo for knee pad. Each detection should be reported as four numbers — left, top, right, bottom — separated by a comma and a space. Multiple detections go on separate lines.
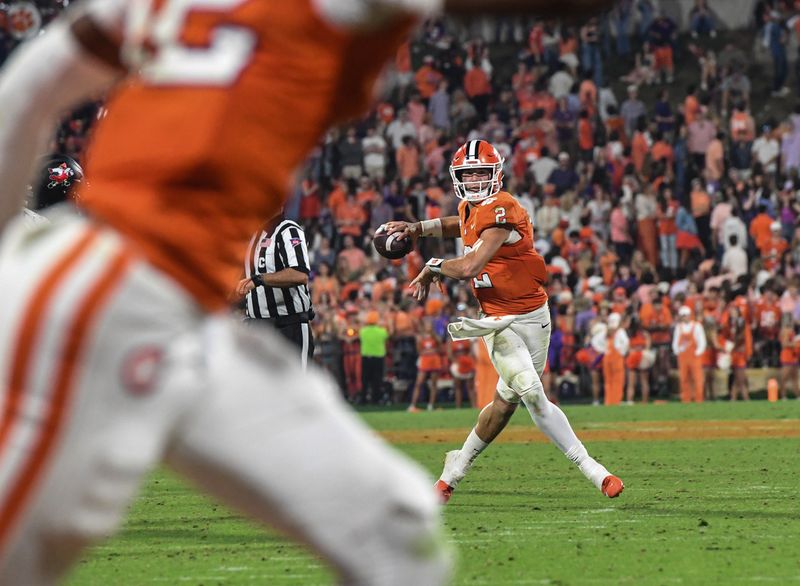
510, 370, 549, 415
509, 370, 537, 395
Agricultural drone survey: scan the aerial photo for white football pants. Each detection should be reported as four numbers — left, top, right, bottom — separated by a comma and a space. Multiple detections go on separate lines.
482, 304, 550, 409
0, 211, 450, 585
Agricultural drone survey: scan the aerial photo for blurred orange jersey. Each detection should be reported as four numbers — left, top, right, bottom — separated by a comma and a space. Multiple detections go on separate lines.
80, 0, 414, 309
458, 191, 548, 316
450, 339, 472, 355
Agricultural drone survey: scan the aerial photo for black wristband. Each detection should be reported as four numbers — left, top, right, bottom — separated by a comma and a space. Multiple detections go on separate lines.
251, 274, 265, 288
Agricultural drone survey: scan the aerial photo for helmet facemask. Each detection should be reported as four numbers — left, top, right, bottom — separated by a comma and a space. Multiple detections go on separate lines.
450, 163, 502, 202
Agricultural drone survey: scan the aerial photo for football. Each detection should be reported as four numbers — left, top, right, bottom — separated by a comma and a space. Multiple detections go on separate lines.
373, 224, 414, 260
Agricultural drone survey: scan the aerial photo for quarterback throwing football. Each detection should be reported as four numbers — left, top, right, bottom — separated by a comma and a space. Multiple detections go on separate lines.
385, 139, 624, 503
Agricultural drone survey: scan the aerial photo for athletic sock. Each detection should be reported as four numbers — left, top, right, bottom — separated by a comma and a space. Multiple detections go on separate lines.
440, 428, 488, 487
458, 428, 488, 469
522, 393, 610, 490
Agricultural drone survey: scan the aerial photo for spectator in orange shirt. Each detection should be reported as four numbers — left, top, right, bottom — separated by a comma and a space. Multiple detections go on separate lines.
721, 303, 751, 400
689, 178, 712, 251
599, 249, 619, 286
311, 262, 340, 308
779, 314, 800, 400
579, 74, 598, 117
640, 288, 673, 396
650, 131, 674, 170
326, 178, 347, 219
625, 321, 652, 404
631, 118, 649, 173
749, 205, 774, 250
758, 221, 789, 273
334, 189, 367, 247
408, 320, 443, 412
684, 85, 700, 125
730, 102, 755, 142
395, 136, 420, 185
356, 176, 378, 208
464, 45, 492, 118
755, 286, 782, 366
610, 286, 629, 315
414, 55, 443, 101
656, 187, 679, 271
578, 110, 594, 161
605, 106, 628, 146
336, 236, 368, 283
705, 131, 725, 182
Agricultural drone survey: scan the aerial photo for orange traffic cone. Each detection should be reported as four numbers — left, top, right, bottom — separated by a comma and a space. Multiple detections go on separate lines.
767, 378, 779, 403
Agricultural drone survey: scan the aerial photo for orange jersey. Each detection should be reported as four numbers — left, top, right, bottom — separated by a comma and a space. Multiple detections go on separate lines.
779, 328, 798, 365
640, 303, 673, 345
755, 301, 781, 335
418, 336, 442, 371
458, 191, 548, 316
450, 339, 472, 356
80, 1, 413, 309
450, 340, 475, 375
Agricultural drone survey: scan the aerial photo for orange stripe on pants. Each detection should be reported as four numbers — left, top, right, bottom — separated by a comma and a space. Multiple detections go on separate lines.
0, 242, 133, 554
0, 229, 98, 460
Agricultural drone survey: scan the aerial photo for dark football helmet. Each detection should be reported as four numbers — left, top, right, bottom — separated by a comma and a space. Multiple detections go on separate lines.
31, 155, 84, 210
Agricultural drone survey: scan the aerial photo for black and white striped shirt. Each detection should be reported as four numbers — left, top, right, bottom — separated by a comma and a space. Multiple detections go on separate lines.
244, 220, 312, 319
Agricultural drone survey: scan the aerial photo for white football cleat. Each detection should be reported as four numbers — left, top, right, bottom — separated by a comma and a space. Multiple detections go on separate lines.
436, 450, 467, 503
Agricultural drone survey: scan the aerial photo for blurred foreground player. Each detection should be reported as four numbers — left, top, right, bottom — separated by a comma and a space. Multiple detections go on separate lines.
385, 140, 624, 503
0, 0, 617, 584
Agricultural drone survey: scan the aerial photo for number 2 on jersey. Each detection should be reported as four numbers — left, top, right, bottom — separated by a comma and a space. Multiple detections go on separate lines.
472, 273, 493, 289
124, 0, 257, 86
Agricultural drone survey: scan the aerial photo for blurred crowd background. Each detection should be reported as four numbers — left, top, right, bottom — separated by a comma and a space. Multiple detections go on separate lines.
6, 0, 800, 407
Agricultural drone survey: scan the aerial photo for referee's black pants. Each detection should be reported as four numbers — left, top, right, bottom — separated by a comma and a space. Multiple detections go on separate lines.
274, 321, 315, 369
245, 319, 315, 370
361, 356, 385, 403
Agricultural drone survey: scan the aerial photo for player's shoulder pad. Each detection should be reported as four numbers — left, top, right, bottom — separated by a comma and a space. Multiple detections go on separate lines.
477, 192, 521, 220
479, 191, 518, 209
494, 191, 520, 207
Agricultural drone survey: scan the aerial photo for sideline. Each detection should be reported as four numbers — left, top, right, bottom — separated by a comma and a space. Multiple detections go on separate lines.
380, 419, 800, 444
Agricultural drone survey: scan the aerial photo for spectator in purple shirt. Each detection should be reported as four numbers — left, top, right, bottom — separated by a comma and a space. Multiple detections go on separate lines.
654, 89, 674, 135
548, 152, 580, 195
621, 85, 646, 137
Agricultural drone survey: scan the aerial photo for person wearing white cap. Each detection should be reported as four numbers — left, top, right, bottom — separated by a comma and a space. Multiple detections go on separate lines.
672, 306, 707, 403
602, 313, 629, 405
757, 220, 788, 273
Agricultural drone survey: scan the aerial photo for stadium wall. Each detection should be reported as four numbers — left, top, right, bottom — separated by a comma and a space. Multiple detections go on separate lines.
655, 0, 758, 31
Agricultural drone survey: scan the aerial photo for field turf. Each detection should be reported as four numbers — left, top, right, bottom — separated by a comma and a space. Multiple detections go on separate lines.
69, 402, 800, 585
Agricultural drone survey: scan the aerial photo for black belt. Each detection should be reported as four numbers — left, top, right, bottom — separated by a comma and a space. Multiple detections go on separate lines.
262, 310, 314, 328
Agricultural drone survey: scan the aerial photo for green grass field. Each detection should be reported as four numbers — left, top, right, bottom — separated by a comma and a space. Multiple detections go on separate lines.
69, 402, 800, 585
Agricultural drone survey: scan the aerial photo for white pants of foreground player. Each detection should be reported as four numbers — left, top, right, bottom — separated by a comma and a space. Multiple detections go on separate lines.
0, 210, 450, 586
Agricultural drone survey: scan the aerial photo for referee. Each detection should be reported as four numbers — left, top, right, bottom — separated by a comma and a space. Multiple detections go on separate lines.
237, 214, 314, 368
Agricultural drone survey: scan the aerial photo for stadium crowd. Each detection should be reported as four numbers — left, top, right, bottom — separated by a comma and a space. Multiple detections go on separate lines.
8, 0, 800, 406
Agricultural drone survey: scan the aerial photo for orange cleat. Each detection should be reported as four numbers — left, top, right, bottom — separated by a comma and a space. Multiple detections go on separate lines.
601, 475, 624, 498
435, 480, 454, 504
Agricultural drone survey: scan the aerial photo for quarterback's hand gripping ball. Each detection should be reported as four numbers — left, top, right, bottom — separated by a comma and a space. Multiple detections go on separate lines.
373, 223, 414, 260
